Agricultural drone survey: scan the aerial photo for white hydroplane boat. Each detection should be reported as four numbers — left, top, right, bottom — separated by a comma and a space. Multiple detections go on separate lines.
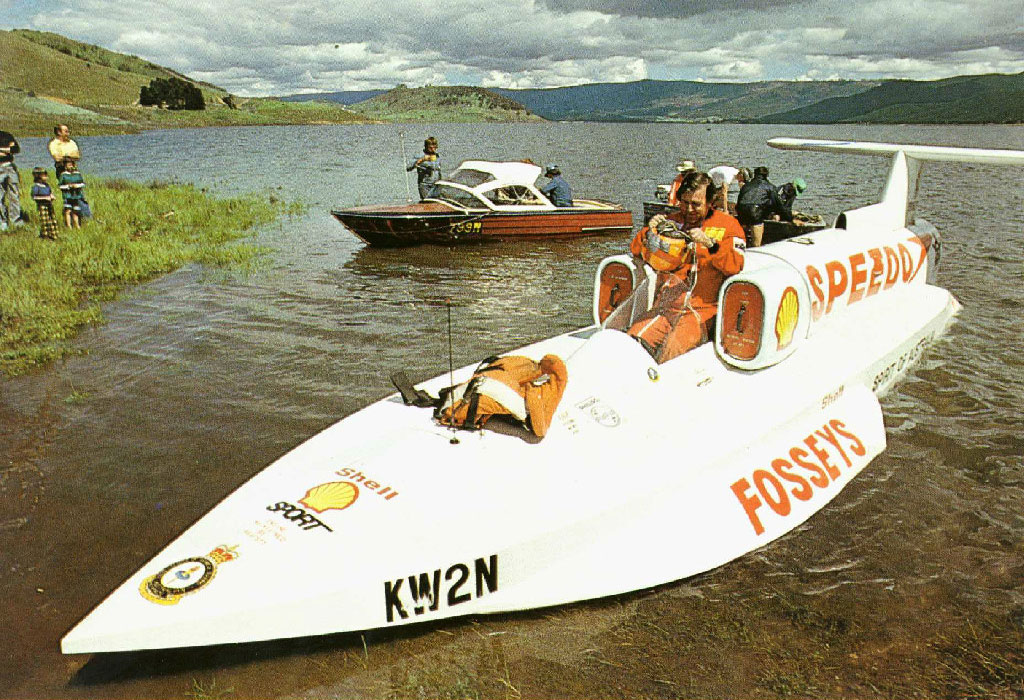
62, 139, 1024, 654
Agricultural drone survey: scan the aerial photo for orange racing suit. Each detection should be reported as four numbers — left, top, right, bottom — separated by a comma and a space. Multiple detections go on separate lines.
628, 209, 746, 362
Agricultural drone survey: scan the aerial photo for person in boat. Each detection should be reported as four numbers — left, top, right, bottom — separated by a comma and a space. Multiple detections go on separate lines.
707, 165, 750, 214
735, 166, 791, 247
777, 177, 806, 212
627, 170, 746, 363
666, 159, 698, 207
407, 136, 441, 201
540, 164, 573, 207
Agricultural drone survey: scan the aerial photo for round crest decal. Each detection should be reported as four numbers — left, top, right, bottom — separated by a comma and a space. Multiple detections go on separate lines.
140, 545, 238, 606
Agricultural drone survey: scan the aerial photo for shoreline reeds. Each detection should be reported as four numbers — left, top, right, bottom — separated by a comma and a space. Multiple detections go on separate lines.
0, 174, 291, 376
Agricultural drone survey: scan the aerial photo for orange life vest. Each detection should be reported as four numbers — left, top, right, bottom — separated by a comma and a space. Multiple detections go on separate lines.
436, 354, 568, 438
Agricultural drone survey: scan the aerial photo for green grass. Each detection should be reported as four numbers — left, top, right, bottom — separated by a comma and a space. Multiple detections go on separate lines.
0, 172, 293, 376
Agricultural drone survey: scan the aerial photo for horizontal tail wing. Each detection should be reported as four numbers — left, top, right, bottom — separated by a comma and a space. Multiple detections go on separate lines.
768, 138, 1024, 232
768, 138, 1024, 166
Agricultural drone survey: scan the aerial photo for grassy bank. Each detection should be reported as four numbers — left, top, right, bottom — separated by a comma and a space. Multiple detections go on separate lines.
0, 174, 294, 376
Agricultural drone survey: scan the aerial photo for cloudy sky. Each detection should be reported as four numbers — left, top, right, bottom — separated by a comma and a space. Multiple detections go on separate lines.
1, 0, 1021, 96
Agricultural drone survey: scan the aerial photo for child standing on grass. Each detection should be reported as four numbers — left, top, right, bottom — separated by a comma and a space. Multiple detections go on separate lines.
58, 157, 85, 229
30, 167, 59, 240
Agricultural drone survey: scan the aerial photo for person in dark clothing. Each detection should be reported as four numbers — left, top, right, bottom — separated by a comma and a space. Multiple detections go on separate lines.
736, 166, 790, 246
540, 164, 573, 207
0, 129, 23, 231
777, 177, 806, 211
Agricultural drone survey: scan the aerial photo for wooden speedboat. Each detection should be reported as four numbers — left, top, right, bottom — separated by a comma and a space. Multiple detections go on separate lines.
331, 160, 633, 247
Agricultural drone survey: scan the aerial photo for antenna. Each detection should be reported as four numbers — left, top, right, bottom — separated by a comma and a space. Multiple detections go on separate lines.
446, 298, 459, 445
399, 131, 412, 203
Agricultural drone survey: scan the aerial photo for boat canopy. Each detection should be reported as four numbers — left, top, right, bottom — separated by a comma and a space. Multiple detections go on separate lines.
430, 160, 558, 211
447, 160, 543, 187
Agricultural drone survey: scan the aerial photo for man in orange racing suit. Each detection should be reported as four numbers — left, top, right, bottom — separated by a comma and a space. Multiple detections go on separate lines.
628, 170, 745, 363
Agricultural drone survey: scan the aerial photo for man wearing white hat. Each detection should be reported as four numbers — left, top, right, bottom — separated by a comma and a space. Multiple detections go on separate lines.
667, 159, 698, 207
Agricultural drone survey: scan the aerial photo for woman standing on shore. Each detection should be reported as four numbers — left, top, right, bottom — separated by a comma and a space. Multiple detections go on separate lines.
48, 124, 80, 179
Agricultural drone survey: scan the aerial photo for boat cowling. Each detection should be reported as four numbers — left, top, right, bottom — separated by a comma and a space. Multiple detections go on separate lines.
715, 262, 812, 370
592, 254, 656, 325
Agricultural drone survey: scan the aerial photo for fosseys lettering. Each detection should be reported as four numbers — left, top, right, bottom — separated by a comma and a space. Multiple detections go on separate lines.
266, 501, 333, 532
806, 235, 928, 321
731, 419, 866, 535
384, 555, 498, 623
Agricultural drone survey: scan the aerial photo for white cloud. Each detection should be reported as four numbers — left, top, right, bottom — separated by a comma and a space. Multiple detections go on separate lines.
0, 0, 1019, 95
701, 60, 764, 81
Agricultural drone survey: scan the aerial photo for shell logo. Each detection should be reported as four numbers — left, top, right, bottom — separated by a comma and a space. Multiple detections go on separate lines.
775, 287, 799, 350
299, 481, 360, 513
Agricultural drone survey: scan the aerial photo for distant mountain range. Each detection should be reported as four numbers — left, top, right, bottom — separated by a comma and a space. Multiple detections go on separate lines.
284, 73, 1024, 124
3, 27, 1020, 137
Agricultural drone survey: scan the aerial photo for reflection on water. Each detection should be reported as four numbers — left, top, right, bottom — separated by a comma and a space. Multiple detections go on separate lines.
2, 123, 1023, 697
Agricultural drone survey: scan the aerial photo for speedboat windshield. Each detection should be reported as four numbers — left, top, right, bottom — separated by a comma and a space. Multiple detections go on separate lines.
602, 276, 655, 333
445, 169, 495, 188
432, 184, 489, 209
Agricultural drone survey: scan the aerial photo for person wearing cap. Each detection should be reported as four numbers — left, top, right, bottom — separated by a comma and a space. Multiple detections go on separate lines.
735, 166, 790, 246
666, 159, 698, 207
407, 136, 441, 201
540, 164, 573, 207
777, 177, 806, 211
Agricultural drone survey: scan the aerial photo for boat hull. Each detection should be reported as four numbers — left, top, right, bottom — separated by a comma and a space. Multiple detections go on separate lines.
60, 271, 960, 654
331, 203, 633, 247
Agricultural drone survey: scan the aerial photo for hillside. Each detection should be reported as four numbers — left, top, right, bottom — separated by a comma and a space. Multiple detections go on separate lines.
301, 74, 1023, 124
759, 72, 1024, 123
0, 29, 368, 136
492, 79, 876, 122
4, 29, 1018, 132
282, 90, 388, 105
347, 85, 543, 122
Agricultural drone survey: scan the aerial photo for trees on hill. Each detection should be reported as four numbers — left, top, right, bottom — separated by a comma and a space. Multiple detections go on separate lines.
140, 77, 205, 110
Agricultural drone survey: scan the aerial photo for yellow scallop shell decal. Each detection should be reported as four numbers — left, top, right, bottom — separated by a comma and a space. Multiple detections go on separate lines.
775, 287, 799, 350
299, 481, 360, 513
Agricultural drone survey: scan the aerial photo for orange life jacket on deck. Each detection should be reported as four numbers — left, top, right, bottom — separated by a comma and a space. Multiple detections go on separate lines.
436, 354, 569, 438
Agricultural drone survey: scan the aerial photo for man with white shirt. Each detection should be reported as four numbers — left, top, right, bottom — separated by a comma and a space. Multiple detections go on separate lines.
707, 165, 749, 214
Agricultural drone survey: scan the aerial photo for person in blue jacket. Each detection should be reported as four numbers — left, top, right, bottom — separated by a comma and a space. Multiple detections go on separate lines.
540, 164, 573, 207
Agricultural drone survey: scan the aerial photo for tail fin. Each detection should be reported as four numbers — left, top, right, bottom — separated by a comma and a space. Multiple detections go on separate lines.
768, 138, 1024, 230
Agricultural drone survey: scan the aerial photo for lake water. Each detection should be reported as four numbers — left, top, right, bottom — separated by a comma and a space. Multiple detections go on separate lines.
1, 122, 1022, 698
